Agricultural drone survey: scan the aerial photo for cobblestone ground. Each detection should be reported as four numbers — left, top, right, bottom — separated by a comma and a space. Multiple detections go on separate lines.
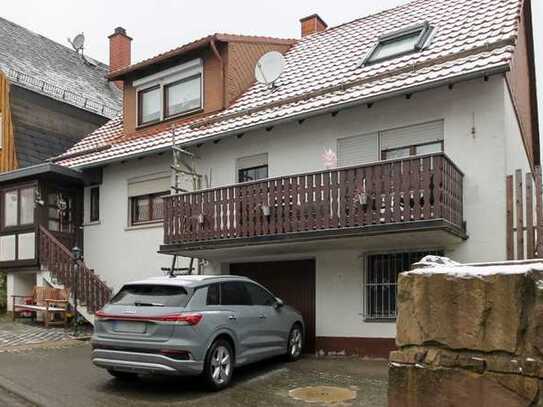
0, 317, 76, 352
0, 343, 389, 407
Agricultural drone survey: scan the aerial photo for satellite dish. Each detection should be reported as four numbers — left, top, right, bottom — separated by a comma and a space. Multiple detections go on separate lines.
255, 51, 285, 87
69, 33, 85, 52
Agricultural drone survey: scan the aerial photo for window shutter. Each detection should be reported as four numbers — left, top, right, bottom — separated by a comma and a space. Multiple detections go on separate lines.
237, 153, 268, 170
127, 174, 170, 197
337, 133, 379, 167
380, 120, 444, 151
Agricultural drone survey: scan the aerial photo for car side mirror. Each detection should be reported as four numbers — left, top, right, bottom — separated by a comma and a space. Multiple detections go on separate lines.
274, 298, 284, 309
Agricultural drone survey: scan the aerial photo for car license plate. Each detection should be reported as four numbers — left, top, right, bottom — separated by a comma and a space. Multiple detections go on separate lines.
113, 321, 146, 334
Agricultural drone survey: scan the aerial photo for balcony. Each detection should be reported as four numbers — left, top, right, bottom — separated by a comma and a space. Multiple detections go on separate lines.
161, 153, 465, 255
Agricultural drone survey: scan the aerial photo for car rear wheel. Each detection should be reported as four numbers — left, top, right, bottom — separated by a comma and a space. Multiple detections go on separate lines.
107, 369, 138, 381
286, 324, 303, 361
203, 339, 234, 391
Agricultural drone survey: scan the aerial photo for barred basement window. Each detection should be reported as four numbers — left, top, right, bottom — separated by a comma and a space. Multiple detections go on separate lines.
363, 250, 443, 321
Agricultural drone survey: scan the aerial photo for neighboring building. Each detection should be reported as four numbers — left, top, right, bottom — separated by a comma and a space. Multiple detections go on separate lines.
3, 0, 540, 357
0, 17, 121, 170
0, 18, 121, 314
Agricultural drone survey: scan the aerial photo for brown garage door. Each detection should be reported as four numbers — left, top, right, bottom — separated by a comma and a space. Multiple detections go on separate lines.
230, 259, 316, 353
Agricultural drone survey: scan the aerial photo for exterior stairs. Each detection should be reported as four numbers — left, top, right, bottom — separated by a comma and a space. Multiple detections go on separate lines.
40, 270, 96, 325
38, 226, 112, 326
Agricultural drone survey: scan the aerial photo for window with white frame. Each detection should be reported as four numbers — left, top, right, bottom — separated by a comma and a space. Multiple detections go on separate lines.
363, 22, 433, 65
363, 250, 443, 321
134, 59, 203, 126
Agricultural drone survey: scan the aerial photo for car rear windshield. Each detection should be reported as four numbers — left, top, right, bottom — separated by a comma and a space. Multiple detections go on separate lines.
110, 284, 190, 307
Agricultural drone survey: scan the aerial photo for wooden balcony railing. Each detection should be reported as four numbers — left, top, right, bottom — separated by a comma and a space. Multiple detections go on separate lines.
163, 153, 464, 245
39, 226, 112, 313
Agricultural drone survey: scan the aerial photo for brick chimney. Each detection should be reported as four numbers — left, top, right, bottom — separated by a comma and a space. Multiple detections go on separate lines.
300, 14, 327, 37
108, 27, 132, 89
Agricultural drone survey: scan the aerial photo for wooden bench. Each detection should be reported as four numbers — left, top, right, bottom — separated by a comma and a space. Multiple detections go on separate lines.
12, 287, 69, 328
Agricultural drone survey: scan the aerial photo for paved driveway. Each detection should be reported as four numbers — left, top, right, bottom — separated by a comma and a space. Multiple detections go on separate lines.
0, 342, 388, 406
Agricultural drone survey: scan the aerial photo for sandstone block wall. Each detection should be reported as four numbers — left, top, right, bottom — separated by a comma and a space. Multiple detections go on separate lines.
389, 260, 543, 407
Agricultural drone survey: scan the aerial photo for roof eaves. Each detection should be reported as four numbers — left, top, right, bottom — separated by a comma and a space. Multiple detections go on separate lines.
189, 37, 516, 131
70, 61, 510, 171
0, 163, 85, 184
108, 35, 215, 81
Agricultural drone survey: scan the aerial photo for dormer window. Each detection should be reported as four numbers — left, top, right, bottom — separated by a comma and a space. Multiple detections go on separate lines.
134, 59, 203, 126
164, 75, 202, 118
138, 86, 160, 124
363, 22, 433, 66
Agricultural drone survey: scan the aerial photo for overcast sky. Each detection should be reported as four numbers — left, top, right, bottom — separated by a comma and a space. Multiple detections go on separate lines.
1, 0, 542, 138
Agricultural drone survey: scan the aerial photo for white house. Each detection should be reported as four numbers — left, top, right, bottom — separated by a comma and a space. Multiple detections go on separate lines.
3, 0, 540, 357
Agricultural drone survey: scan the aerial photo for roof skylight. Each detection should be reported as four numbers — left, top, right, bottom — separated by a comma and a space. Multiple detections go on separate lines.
362, 22, 433, 65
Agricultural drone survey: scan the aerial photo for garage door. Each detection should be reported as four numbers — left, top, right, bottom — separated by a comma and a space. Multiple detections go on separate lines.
230, 259, 316, 353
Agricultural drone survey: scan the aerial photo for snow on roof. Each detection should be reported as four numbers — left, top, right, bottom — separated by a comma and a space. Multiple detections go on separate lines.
406, 256, 543, 278
55, 0, 522, 168
0, 17, 121, 118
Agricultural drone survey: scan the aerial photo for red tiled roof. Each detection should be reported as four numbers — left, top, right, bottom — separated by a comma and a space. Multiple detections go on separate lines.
56, 0, 523, 168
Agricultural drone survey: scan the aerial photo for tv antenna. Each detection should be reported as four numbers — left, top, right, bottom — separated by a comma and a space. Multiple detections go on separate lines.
255, 51, 285, 88
68, 33, 85, 54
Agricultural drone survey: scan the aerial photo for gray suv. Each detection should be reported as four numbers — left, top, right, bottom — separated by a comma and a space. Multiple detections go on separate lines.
91, 275, 305, 390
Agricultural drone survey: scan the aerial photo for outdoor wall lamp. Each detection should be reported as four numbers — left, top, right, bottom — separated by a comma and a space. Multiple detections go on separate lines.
261, 205, 271, 217
72, 246, 82, 261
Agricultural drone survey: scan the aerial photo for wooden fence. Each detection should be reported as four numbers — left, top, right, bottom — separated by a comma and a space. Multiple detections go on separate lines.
506, 167, 543, 260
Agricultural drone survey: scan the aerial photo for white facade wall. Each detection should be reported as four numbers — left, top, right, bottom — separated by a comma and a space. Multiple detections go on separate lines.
191, 76, 520, 263
81, 76, 532, 341
6, 272, 36, 312
82, 155, 174, 292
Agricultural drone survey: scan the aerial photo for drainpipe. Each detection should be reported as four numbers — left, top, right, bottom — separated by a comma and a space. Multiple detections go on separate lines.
210, 38, 226, 108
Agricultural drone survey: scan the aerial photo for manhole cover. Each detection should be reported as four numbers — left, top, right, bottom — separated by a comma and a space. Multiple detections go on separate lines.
289, 386, 357, 404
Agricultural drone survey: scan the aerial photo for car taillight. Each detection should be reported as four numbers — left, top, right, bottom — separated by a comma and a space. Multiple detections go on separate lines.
95, 310, 107, 320
94, 311, 203, 326
159, 313, 203, 326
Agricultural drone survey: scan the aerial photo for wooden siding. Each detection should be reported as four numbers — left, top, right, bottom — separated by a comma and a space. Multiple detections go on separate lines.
506, 166, 543, 260
505, 0, 540, 168
10, 86, 108, 167
224, 41, 292, 106
0, 72, 17, 172
163, 153, 464, 245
